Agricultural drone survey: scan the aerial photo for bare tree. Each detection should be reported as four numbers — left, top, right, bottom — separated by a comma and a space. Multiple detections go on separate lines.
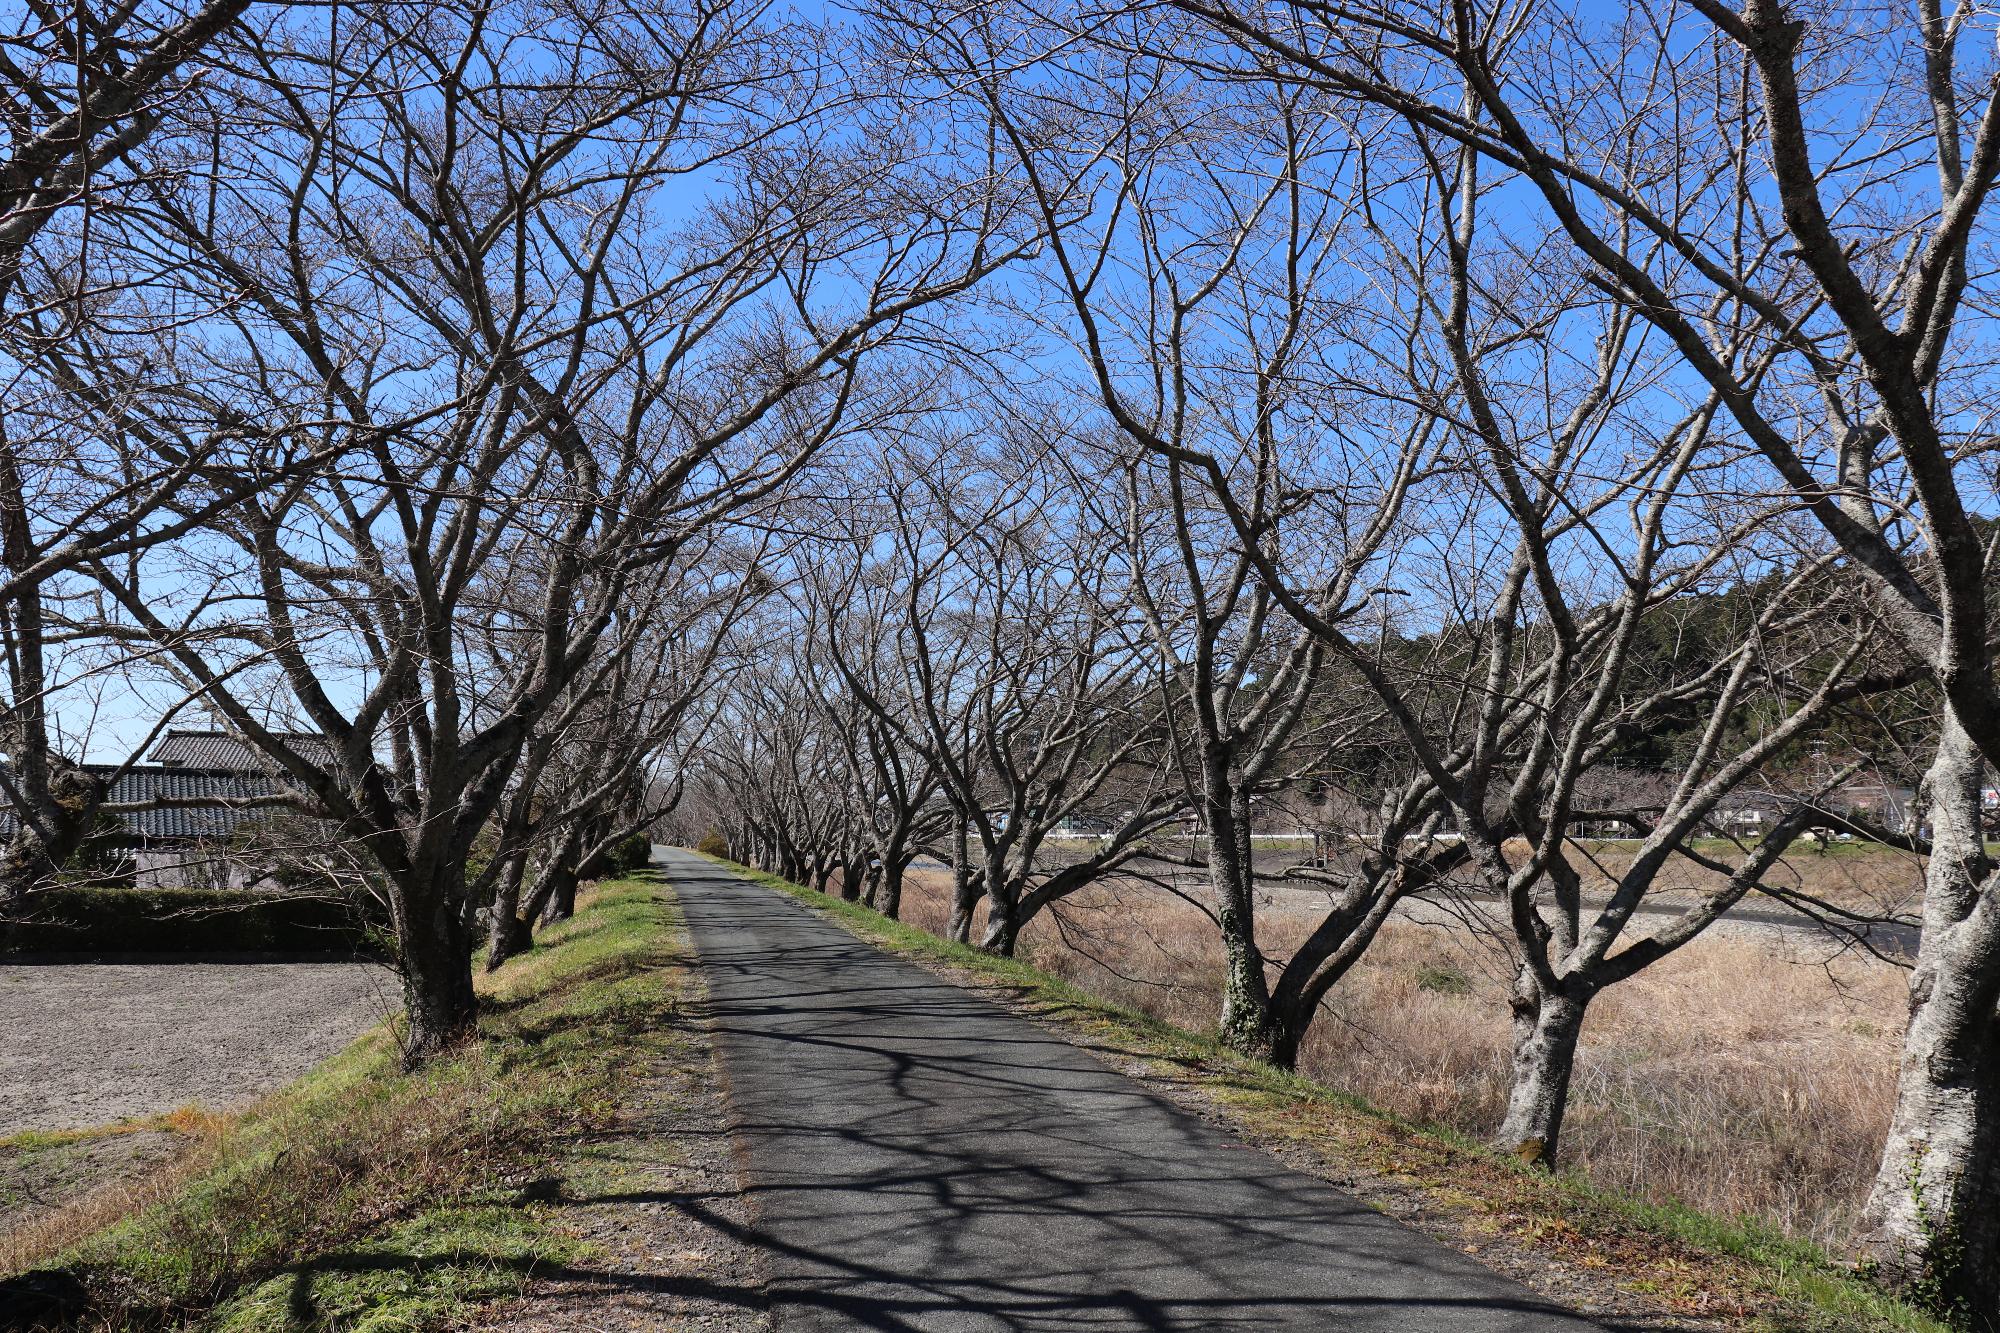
0, 0, 269, 904
88, 0, 1024, 1064
1161, 0, 2000, 1309
810, 425, 1186, 952
479, 544, 759, 967
1099, 452, 1339, 1054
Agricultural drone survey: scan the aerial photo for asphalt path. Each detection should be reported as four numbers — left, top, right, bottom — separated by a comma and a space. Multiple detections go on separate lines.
659, 849, 1597, 1332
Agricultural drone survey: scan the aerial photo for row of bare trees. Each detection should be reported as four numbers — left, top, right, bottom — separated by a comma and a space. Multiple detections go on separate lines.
0, 0, 1022, 1059
8, 0, 2000, 1319
682, 1, 2000, 1319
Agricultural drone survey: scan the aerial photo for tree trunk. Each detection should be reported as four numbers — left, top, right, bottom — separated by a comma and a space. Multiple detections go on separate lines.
980, 890, 1019, 955
0, 765, 105, 907
1493, 965, 1590, 1168
1858, 718, 2000, 1323
1263, 1000, 1311, 1073
1210, 781, 1277, 1059
542, 863, 579, 924
484, 852, 532, 973
0, 545, 108, 905
880, 857, 905, 920
947, 815, 975, 943
978, 847, 1020, 954
396, 880, 478, 1068
837, 855, 863, 902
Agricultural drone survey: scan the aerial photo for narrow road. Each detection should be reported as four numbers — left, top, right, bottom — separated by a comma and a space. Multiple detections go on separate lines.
659, 850, 1597, 1332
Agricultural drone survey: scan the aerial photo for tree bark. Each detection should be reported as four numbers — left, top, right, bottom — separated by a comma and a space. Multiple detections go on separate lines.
1493, 966, 1591, 1167
542, 862, 580, 924
0, 492, 108, 906
1210, 781, 1277, 1060
947, 813, 975, 943
396, 878, 478, 1067
880, 854, 906, 920
1858, 718, 2000, 1321
978, 845, 1021, 954
980, 888, 1019, 955
483, 851, 532, 972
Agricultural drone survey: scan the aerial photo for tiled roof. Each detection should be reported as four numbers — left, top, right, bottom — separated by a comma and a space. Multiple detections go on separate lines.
0, 765, 303, 845
150, 730, 338, 772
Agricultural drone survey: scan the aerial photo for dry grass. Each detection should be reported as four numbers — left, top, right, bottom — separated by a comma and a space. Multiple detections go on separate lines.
0, 1138, 223, 1279
901, 867, 1904, 1249
0, 877, 680, 1331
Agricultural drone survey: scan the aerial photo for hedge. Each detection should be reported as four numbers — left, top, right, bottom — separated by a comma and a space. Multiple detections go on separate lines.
2, 887, 386, 956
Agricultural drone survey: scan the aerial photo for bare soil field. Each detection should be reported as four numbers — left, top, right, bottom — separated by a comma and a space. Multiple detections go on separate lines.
0, 960, 394, 1134
0, 958, 394, 1256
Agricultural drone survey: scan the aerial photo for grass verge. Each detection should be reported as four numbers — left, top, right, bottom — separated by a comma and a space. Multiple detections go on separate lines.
1, 874, 685, 1332
701, 854, 1947, 1333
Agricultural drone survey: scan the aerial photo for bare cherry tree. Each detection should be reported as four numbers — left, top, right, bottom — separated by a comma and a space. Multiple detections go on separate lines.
87, 0, 1025, 1063
0, 0, 272, 903
1162, 0, 2000, 1307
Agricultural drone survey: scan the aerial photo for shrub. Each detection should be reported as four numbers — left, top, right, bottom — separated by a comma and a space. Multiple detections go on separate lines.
694, 829, 730, 859
2, 887, 384, 955
609, 833, 653, 874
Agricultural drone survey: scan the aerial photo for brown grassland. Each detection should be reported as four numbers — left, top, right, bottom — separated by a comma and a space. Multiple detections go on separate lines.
898, 852, 1911, 1250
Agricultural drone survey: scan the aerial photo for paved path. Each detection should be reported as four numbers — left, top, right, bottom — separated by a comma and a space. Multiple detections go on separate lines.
659, 850, 1597, 1332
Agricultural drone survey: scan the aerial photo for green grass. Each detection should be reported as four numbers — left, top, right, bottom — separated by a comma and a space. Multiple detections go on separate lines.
5, 874, 685, 1332
701, 853, 1952, 1333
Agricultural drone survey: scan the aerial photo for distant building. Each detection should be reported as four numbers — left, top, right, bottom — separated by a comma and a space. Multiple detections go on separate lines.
1707, 790, 1790, 836
1710, 783, 1920, 840
1825, 783, 1919, 836
151, 729, 338, 772
1, 731, 340, 890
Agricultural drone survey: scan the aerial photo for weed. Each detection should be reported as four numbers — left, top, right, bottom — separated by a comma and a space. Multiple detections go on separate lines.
1904, 1152, 1971, 1328
1416, 963, 1472, 995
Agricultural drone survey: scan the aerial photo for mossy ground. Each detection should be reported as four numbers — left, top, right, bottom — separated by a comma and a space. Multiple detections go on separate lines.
2, 874, 687, 1332
706, 855, 1949, 1333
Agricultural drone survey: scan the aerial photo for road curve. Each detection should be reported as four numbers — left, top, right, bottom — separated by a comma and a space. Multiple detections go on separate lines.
659, 849, 1597, 1332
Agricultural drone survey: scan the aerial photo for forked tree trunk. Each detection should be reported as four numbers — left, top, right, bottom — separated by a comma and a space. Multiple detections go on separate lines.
1858, 719, 2000, 1322
1493, 966, 1591, 1167
837, 856, 863, 902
